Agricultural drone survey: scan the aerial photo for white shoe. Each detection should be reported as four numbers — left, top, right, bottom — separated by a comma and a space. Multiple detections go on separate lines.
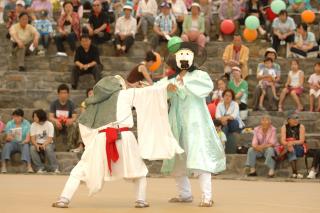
296, 173, 304, 179
54, 169, 61, 174
1, 167, 7, 173
143, 38, 148, 43
307, 170, 317, 179
37, 168, 46, 174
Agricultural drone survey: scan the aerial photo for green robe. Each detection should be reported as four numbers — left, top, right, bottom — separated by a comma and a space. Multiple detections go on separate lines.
161, 70, 226, 174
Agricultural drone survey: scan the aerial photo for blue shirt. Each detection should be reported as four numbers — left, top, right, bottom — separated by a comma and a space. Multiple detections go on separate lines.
154, 13, 176, 34
5, 119, 31, 143
34, 19, 53, 35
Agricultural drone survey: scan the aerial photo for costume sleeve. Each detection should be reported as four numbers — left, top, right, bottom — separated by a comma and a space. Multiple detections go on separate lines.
179, 70, 214, 99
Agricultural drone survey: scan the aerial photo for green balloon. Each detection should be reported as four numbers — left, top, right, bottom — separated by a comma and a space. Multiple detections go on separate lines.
245, 15, 260, 30
167, 36, 182, 53
295, 0, 303, 3
271, 0, 286, 14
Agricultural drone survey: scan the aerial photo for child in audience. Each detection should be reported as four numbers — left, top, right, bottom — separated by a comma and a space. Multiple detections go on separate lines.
214, 119, 227, 150
308, 62, 320, 112
258, 57, 278, 110
208, 79, 227, 119
278, 59, 305, 112
34, 10, 53, 55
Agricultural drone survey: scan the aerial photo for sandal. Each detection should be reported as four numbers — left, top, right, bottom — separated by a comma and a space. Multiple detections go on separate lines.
52, 197, 70, 208
134, 200, 149, 208
168, 196, 193, 203
199, 200, 214, 207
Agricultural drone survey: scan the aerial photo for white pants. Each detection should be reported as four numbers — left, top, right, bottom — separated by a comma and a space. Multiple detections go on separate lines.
172, 155, 212, 202
60, 174, 147, 202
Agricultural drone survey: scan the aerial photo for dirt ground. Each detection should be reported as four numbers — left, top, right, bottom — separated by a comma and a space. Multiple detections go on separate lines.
0, 174, 319, 213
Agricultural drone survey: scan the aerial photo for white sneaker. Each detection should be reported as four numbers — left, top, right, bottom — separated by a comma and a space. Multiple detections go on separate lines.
296, 173, 304, 179
37, 168, 46, 174
54, 169, 61, 174
307, 170, 317, 179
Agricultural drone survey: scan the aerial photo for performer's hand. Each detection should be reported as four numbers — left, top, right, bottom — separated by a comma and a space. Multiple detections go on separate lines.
167, 83, 177, 92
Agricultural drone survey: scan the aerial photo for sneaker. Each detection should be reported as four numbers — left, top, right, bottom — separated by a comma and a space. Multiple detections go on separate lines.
291, 173, 297, 178
134, 200, 150, 208
52, 197, 70, 208
307, 170, 317, 179
54, 169, 61, 174
37, 168, 46, 174
1, 167, 7, 173
296, 173, 304, 179
143, 38, 148, 43
27, 167, 34, 173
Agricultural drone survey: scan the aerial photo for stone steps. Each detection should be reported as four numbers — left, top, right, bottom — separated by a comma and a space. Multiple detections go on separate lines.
0, 152, 315, 178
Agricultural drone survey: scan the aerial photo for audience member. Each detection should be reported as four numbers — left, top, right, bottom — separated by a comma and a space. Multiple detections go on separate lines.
171, 0, 188, 36
245, 115, 277, 177
126, 50, 156, 87
33, 9, 53, 55
213, 119, 227, 150
308, 62, 320, 112
280, 113, 306, 179
71, 34, 102, 89
290, 23, 319, 58
54, 1, 80, 54
278, 59, 304, 112
30, 109, 60, 174
222, 35, 249, 79
114, 4, 137, 55
245, 0, 266, 36
1, 109, 33, 173
85, 0, 111, 44
208, 78, 227, 119
49, 84, 78, 151
29, 0, 53, 20
181, 3, 206, 47
9, 12, 39, 71
228, 67, 248, 112
199, 0, 212, 42
215, 89, 245, 138
307, 149, 320, 179
252, 48, 281, 111
218, 0, 241, 41
151, 2, 177, 50
287, 0, 311, 13
272, 10, 296, 55
5, 0, 26, 32
136, 0, 158, 42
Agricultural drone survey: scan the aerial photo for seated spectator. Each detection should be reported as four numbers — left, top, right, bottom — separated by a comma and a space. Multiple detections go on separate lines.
280, 113, 305, 179
5, 0, 26, 33
252, 48, 281, 111
245, 0, 266, 36
245, 115, 277, 177
222, 35, 249, 79
151, 2, 177, 50
290, 23, 319, 58
272, 10, 296, 55
136, 0, 158, 42
1, 109, 33, 173
30, 109, 60, 174
85, 0, 111, 44
54, 1, 80, 54
9, 12, 39, 72
215, 89, 245, 138
208, 78, 227, 119
228, 67, 248, 111
257, 58, 279, 111
62, 0, 83, 19
287, 0, 312, 13
33, 10, 53, 55
213, 119, 227, 150
199, 0, 212, 42
3, 0, 16, 24
29, 0, 53, 20
278, 59, 304, 112
181, 3, 206, 47
71, 34, 102, 89
171, 0, 188, 36
114, 4, 137, 56
218, 0, 241, 41
49, 84, 78, 151
308, 62, 320, 112
126, 50, 156, 87
307, 149, 320, 179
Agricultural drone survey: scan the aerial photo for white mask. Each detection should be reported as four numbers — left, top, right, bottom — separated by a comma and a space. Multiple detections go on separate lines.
175, 48, 194, 70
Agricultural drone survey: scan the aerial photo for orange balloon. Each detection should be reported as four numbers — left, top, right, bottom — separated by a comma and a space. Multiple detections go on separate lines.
243, 28, 258, 42
148, 52, 161, 72
301, 10, 315, 24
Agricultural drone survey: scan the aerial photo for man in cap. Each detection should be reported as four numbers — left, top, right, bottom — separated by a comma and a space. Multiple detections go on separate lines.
151, 1, 177, 50
114, 4, 137, 56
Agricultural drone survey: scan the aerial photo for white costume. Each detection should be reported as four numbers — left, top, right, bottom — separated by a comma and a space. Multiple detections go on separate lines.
55, 80, 183, 208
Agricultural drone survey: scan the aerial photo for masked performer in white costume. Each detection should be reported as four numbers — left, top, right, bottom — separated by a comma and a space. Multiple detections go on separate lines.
160, 42, 226, 207
52, 76, 183, 208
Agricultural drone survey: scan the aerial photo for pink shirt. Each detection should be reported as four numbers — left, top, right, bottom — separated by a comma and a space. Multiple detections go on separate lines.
308, 73, 320, 86
252, 125, 278, 147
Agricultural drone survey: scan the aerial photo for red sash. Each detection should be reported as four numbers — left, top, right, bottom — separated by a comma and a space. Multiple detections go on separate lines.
98, 127, 129, 175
